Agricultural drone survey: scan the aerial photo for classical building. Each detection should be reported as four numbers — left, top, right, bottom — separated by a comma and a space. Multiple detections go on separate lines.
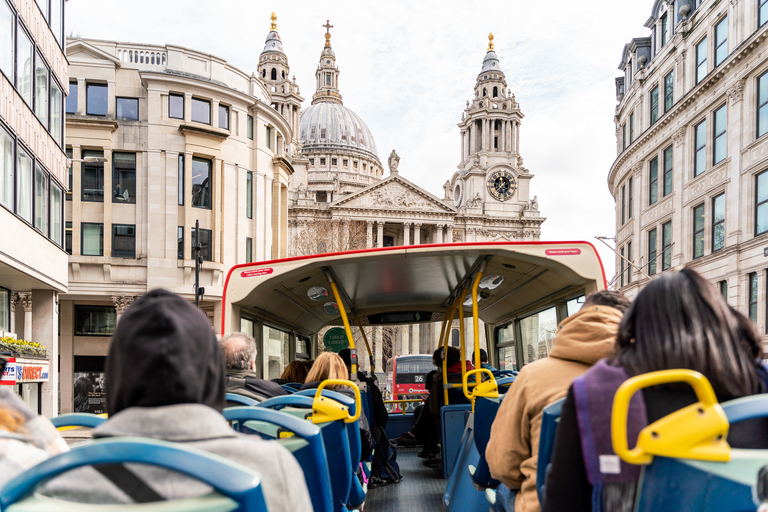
610, 0, 768, 339
283, 26, 545, 370
1, 0, 67, 416
60, 37, 297, 412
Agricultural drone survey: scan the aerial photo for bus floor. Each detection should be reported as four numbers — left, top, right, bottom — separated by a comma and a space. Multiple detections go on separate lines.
365, 447, 447, 511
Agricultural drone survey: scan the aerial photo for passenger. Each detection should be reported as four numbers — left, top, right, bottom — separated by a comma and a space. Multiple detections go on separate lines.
41, 289, 312, 511
220, 332, 288, 402
272, 360, 309, 385
0, 379, 69, 487
473, 348, 497, 371
395, 348, 443, 447
486, 290, 630, 512
543, 268, 768, 512
301, 351, 374, 461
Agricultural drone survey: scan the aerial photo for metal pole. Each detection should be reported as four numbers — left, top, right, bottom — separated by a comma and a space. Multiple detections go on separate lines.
194, 220, 201, 307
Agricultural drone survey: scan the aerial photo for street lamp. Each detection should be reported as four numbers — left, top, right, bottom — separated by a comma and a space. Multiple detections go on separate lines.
67, 156, 107, 168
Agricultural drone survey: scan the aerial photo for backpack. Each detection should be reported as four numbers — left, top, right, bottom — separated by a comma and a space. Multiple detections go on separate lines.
376, 432, 402, 482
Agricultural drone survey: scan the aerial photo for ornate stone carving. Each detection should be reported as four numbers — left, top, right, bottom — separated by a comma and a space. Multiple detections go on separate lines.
443, 180, 451, 200
112, 295, 137, 315
388, 150, 400, 173
342, 182, 442, 211
467, 193, 484, 208
15, 293, 32, 312
727, 80, 745, 104
672, 126, 687, 146
730, 0, 739, 5
674, 50, 687, 66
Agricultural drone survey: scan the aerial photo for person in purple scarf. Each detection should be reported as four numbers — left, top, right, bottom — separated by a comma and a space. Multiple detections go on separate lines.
542, 267, 768, 512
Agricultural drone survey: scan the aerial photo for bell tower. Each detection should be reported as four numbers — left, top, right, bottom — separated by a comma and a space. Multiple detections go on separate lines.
312, 20, 343, 106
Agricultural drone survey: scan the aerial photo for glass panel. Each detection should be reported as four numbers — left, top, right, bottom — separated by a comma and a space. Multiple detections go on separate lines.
696, 38, 707, 83
262, 326, 290, 380
749, 273, 758, 322
112, 152, 136, 203
191, 157, 211, 209
66, 82, 77, 114
65, 147, 72, 199
520, 306, 557, 364
715, 17, 727, 65
497, 346, 517, 372
112, 224, 135, 258
0, 125, 12, 209
720, 280, 728, 301
0, 1, 13, 82
16, 148, 32, 222
695, 121, 706, 176
650, 87, 659, 124
190, 228, 211, 261
664, 71, 674, 111
34, 52, 48, 127
34, 163, 47, 233
169, 94, 184, 119
86, 84, 107, 116
177, 155, 184, 205
758, 171, 768, 205
35, 0, 48, 21
246, 237, 252, 263
191, 98, 210, 124
74, 305, 116, 336
649, 158, 658, 204
116, 98, 138, 120
50, 0, 62, 45
219, 105, 229, 130
714, 105, 727, 164
648, 229, 657, 275
662, 222, 672, 270
713, 194, 725, 251
247, 115, 253, 139
693, 204, 705, 258
663, 147, 673, 196
246, 172, 252, 219
17, 25, 33, 107
240, 317, 254, 337
50, 81, 62, 145
81, 150, 104, 202
762, 0, 768, 27
81, 223, 103, 256
177, 226, 183, 260
65, 221, 71, 254
566, 296, 585, 317
758, 203, 768, 236
50, 183, 61, 245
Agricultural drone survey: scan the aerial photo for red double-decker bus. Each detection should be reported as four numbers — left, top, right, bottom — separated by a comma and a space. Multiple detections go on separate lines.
385, 354, 436, 413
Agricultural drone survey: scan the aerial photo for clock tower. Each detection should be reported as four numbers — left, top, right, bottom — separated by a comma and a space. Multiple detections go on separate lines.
451, 34, 536, 221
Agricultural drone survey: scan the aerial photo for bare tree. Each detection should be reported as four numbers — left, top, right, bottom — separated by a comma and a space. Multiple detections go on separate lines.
290, 219, 368, 256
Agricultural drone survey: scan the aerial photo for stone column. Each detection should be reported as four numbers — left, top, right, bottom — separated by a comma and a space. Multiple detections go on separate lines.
112, 295, 137, 323
374, 326, 383, 374
500, 121, 506, 153
9, 292, 17, 334
376, 221, 384, 248
31, 290, 57, 417
447, 225, 454, 243
366, 221, 374, 248
403, 222, 411, 246
436, 224, 444, 244
341, 219, 349, 250
460, 130, 466, 162
413, 223, 421, 245
331, 220, 340, 251
482, 119, 489, 151
515, 121, 521, 155
16, 293, 32, 341
412, 324, 420, 355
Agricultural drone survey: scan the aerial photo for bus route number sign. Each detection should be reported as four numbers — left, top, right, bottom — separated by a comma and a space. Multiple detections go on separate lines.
414, 375, 424, 383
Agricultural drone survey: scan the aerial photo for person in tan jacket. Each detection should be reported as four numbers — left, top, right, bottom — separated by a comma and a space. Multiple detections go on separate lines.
485, 290, 630, 512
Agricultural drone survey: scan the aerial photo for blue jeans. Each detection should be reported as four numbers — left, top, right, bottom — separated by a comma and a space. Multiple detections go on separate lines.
492, 484, 517, 512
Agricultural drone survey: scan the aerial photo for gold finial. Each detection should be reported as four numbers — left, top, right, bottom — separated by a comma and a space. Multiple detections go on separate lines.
270, 12, 277, 31
323, 20, 333, 48
488, 33, 495, 51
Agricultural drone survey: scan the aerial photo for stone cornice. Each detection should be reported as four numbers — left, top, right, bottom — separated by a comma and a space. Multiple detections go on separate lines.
66, 115, 119, 132
179, 123, 230, 141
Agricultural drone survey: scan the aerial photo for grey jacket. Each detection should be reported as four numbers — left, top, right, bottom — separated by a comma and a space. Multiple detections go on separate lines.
41, 404, 313, 512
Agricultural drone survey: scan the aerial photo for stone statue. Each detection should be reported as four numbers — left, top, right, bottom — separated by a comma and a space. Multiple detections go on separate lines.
443, 180, 452, 200
388, 150, 400, 173
531, 195, 538, 210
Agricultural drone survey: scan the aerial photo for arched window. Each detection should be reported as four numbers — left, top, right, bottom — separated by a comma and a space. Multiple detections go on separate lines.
483, 87, 487, 97
282, 71, 285, 79
493, 86, 498, 97
271, 68, 277, 80
262, 69, 266, 78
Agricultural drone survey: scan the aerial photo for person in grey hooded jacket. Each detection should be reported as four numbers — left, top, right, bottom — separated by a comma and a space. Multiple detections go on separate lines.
41, 289, 313, 512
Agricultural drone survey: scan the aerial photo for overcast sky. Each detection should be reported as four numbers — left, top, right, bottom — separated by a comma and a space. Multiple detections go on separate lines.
67, 0, 655, 281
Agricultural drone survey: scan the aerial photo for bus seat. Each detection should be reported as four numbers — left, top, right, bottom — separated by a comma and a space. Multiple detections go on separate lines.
226, 393, 260, 407
441, 404, 473, 478
280, 385, 297, 394
222, 407, 334, 512
443, 413, 489, 512
283, 382, 303, 390
495, 375, 517, 395
471, 396, 503, 490
50, 413, 106, 430
536, 398, 564, 505
0, 437, 267, 512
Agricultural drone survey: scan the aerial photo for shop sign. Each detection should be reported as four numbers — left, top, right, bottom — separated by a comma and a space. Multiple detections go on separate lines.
15, 359, 49, 383
1, 357, 16, 385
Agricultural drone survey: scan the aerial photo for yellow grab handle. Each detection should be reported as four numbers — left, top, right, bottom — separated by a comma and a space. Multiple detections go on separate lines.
462, 368, 499, 402
314, 379, 361, 424
611, 369, 730, 465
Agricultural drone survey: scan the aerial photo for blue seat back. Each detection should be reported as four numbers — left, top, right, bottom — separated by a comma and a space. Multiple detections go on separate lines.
223, 407, 334, 512
471, 396, 503, 489
281, 385, 297, 394
536, 398, 564, 505
441, 404, 473, 478
443, 413, 488, 512
496, 375, 517, 394
284, 382, 303, 390
0, 437, 267, 512
226, 393, 260, 407
50, 413, 106, 429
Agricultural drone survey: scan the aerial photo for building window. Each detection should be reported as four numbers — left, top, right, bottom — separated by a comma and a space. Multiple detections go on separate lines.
622, 124, 626, 151
266, 126, 272, 149
66, 81, 77, 114
50, 182, 62, 246
17, 25, 32, 107
246, 237, 253, 263
628, 177, 633, 219
65, 221, 72, 254
320, 157, 326, 165
116, 97, 138, 121
629, 112, 634, 143
0, 124, 13, 210
332, 158, 337, 166
219, 104, 229, 130
81, 222, 104, 256
191, 98, 211, 124
696, 37, 707, 84
16, 147, 32, 223
316, 191, 327, 203
81, 150, 104, 202
664, 71, 674, 112
309, 158, 314, 166
50, 81, 62, 146
712, 193, 725, 252
693, 203, 705, 259
620, 247, 625, 287
343, 159, 348, 167
191, 227, 212, 262
177, 154, 184, 206
34, 52, 48, 128
353, 161, 358, 169
74, 305, 116, 336
749, 272, 758, 322
762, 0, 768, 27
648, 228, 657, 275
649, 157, 659, 205
650, 86, 659, 125
177, 226, 184, 260
663, 146, 673, 197
247, 115, 253, 140
112, 224, 135, 258
661, 13, 668, 46
713, 104, 727, 165
112, 152, 136, 203
86, 83, 108, 116
715, 17, 728, 67
719, 280, 728, 301
621, 185, 626, 225
34, 163, 47, 234
169, 93, 184, 119
246, 171, 253, 219
694, 120, 706, 177
760, 72, 768, 139
756, 170, 768, 235
191, 157, 211, 209
627, 241, 632, 284
0, 0, 13, 83
662, 220, 672, 271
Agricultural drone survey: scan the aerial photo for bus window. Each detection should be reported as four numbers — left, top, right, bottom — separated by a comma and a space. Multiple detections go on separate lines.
295, 336, 310, 360
263, 326, 290, 380
498, 345, 517, 372
566, 295, 586, 317
520, 306, 558, 364
386, 355, 435, 413
240, 317, 254, 337
496, 322, 516, 371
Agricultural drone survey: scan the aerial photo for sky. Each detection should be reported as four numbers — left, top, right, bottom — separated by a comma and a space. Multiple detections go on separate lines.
66, 0, 655, 282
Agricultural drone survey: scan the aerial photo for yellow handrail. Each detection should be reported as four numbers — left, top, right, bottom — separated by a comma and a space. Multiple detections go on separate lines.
328, 280, 357, 375
471, 271, 484, 385
313, 379, 361, 424
462, 368, 498, 412
459, 288, 468, 382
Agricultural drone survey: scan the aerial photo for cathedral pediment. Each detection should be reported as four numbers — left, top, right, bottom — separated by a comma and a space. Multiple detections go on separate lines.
331, 176, 456, 213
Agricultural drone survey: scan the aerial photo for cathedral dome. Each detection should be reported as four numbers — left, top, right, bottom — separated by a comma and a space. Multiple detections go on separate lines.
299, 102, 379, 160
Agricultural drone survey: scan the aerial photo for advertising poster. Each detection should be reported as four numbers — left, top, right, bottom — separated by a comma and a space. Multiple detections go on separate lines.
73, 372, 106, 414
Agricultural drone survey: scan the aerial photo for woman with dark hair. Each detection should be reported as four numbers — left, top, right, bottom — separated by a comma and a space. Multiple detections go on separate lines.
73, 375, 93, 413
543, 267, 768, 512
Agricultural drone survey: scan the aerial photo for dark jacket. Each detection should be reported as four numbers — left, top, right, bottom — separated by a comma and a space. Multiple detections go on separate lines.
226, 369, 288, 402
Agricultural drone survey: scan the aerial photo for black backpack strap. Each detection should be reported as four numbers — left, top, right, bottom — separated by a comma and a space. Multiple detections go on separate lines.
95, 464, 163, 503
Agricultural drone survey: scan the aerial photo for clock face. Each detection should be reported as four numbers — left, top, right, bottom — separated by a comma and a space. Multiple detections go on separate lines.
487, 170, 517, 201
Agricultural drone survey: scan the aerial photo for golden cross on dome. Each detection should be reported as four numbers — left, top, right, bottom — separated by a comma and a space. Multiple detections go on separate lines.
323, 20, 333, 47
270, 12, 277, 31
488, 32, 494, 51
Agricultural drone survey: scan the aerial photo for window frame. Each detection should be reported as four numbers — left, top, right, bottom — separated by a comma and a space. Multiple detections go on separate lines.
247, 115, 253, 140
628, 177, 633, 219
696, 37, 708, 84
85, 83, 108, 117
756, 170, 768, 236
246, 171, 253, 219
74, 305, 116, 337
177, 226, 184, 260
715, 16, 728, 67
648, 228, 658, 276
759, 71, 768, 139
712, 193, 725, 252
191, 157, 212, 210
112, 152, 136, 204
627, 241, 632, 284
713, 104, 727, 165
218, 104, 229, 130
748, 272, 758, 322
693, 203, 705, 259
169, 93, 184, 120
694, 119, 706, 177
661, 220, 673, 271
762, 0, 768, 27
81, 150, 104, 203
177, 154, 184, 206
664, 70, 674, 112
650, 86, 660, 125
190, 97, 211, 125
111, 223, 136, 258
649, 157, 659, 205
116, 97, 139, 121
66, 81, 77, 114
190, 227, 212, 262
246, 237, 253, 264
81, 222, 104, 256
663, 146, 673, 197
629, 112, 634, 143
621, 184, 626, 225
